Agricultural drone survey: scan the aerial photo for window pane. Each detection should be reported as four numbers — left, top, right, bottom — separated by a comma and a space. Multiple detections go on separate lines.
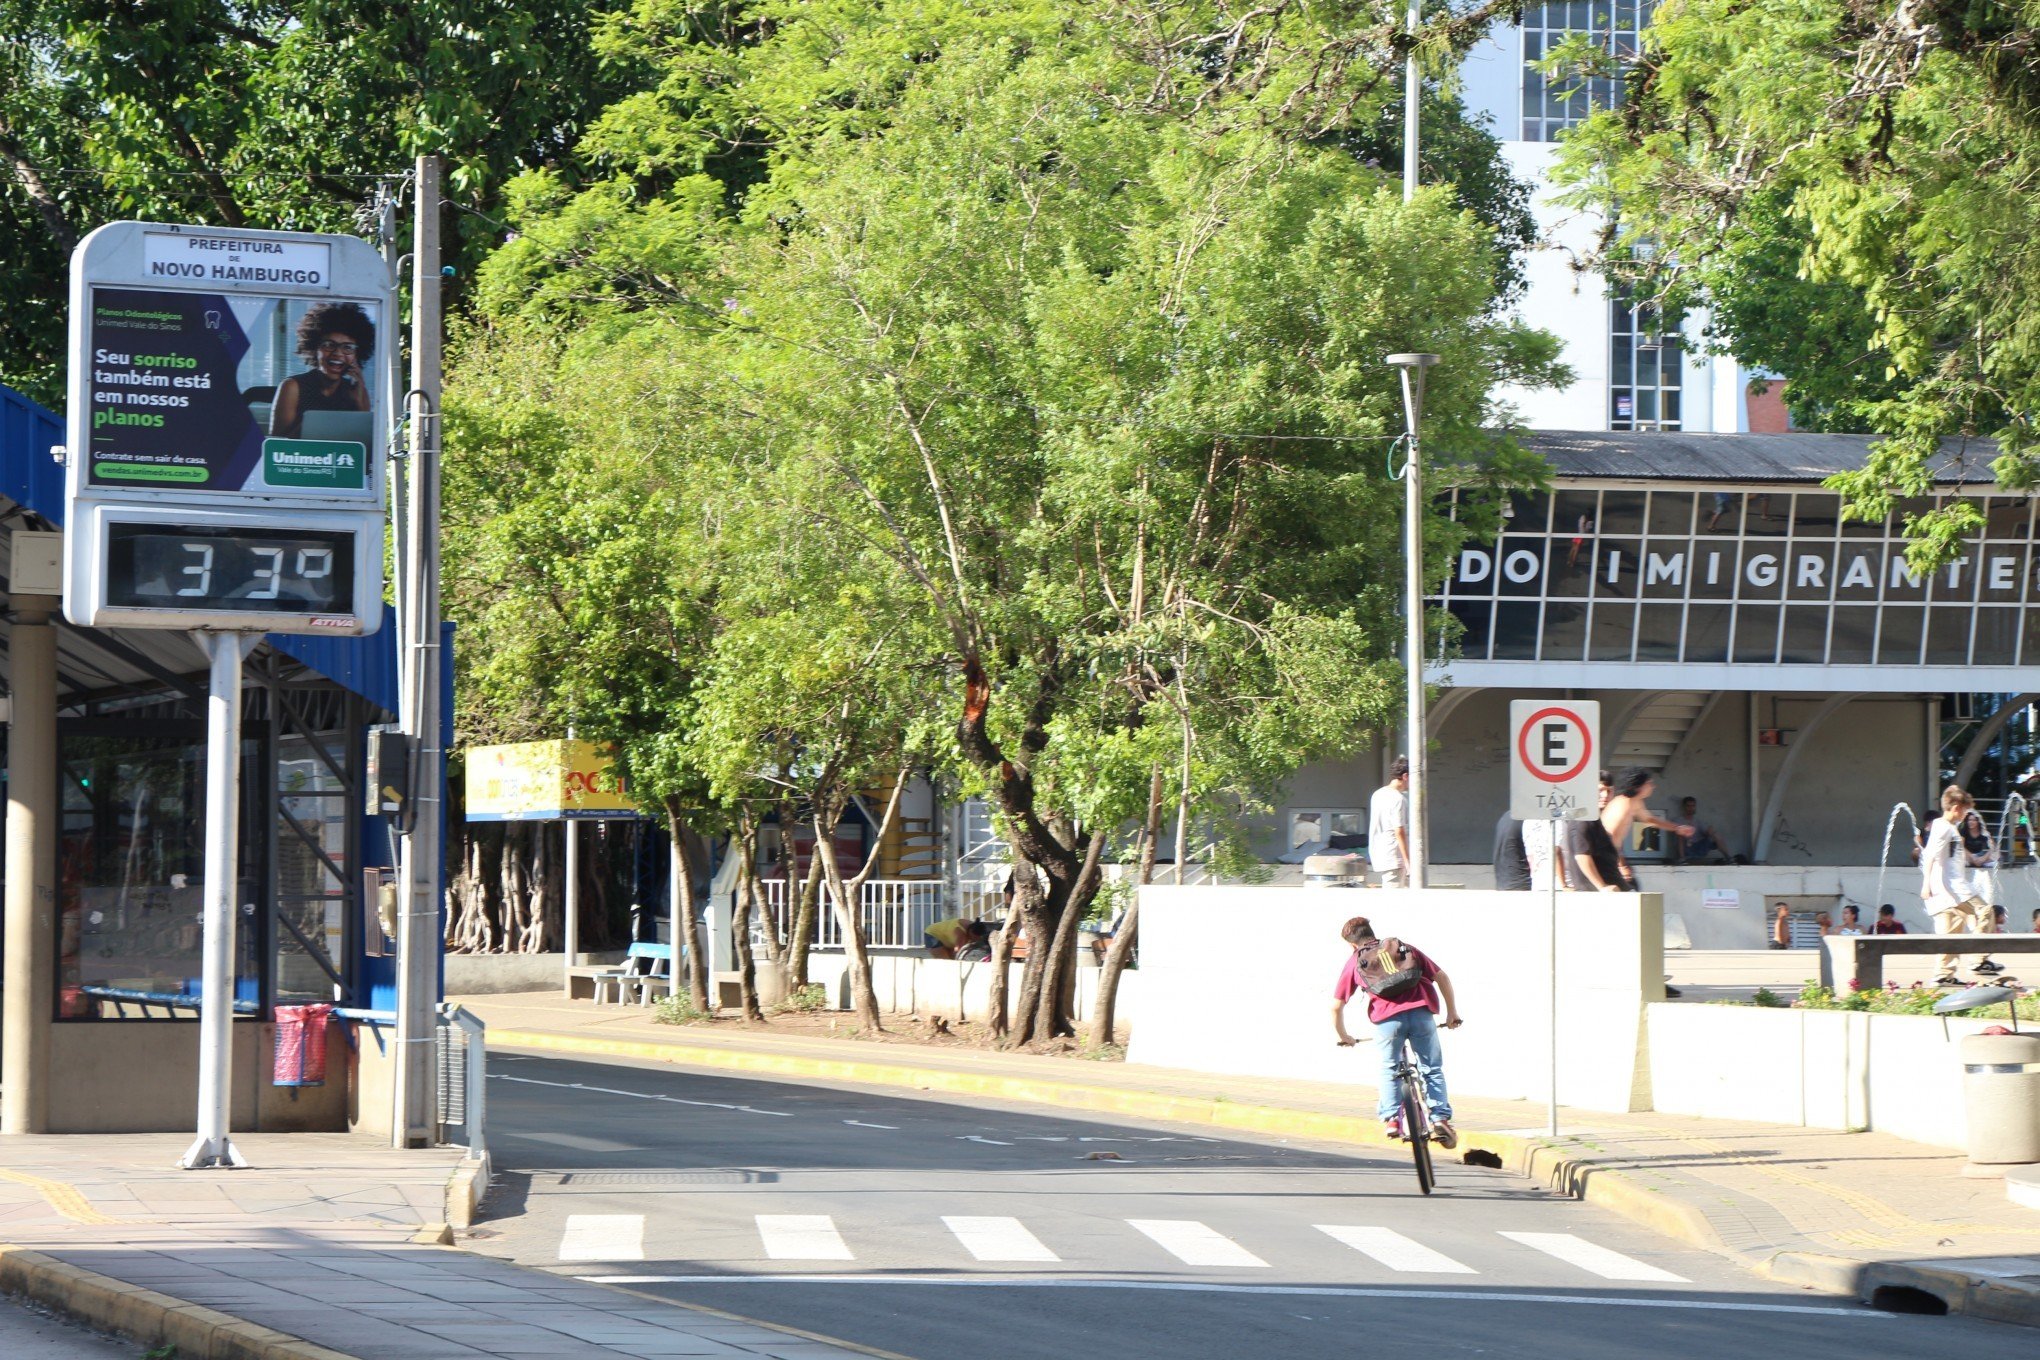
1926, 606, 1972, 665
1732, 605, 1780, 662
1878, 606, 1924, 665
1640, 541, 1690, 598
1593, 537, 1641, 597
1542, 600, 1588, 660
1588, 601, 1635, 661
1979, 543, 2029, 603
1684, 604, 1730, 662
1780, 605, 1827, 663
1493, 602, 1543, 659
1509, 490, 1552, 532
1986, 498, 2032, 540
1784, 542, 1834, 601
1742, 492, 1787, 535
1687, 541, 1736, 599
1289, 811, 1323, 850
1792, 494, 1841, 535
1735, 543, 1787, 600
1833, 543, 1883, 602
58, 729, 262, 1021
1637, 604, 1682, 660
1448, 598, 1493, 659
1699, 491, 1742, 536
1496, 536, 1551, 597
1829, 607, 1876, 664
1975, 608, 2019, 666
1552, 529, 1596, 596
276, 734, 348, 1007
1599, 491, 1645, 534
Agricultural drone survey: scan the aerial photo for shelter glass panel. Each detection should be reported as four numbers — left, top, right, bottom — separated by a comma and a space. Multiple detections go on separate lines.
56, 725, 262, 1021
275, 732, 350, 1006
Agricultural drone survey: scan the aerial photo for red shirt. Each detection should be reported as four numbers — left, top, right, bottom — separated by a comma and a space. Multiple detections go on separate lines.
1334, 943, 1441, 1025
1871, 918, 1907, 935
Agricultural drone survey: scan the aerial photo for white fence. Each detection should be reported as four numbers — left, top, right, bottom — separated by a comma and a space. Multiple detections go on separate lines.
756, 878, 948, 951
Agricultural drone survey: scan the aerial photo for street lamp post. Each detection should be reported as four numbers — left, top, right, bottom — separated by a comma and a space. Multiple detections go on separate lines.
1387, 352, 1440, 889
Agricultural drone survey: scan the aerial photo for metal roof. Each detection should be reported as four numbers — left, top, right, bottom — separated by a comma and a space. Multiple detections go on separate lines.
1512, 430, 2003, 486
1, 383, 396, 712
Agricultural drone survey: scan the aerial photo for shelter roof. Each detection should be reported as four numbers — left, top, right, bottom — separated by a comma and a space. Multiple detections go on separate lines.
1513, 430, 2003, 487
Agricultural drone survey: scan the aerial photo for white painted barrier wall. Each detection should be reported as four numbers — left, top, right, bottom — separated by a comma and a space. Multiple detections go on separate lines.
1127, 886, 1663, 1114
1646, 1001, 1994, 1149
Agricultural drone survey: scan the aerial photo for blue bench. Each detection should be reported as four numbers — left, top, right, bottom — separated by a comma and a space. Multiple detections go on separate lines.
591, 942, 676, 1006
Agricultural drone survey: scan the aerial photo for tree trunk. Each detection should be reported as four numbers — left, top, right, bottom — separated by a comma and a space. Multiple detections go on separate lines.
985, 887, 1017, 1037
1032, 829, 1106, 1042
785, 846, 823, 989
815, 805, 883, 1032
1092, 769, 1164, 1048
731, 821, 766, 1023
665, 800, 711, 1011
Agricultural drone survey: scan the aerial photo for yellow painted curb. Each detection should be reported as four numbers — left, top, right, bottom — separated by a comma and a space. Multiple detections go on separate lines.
0, 1244, 361, 1360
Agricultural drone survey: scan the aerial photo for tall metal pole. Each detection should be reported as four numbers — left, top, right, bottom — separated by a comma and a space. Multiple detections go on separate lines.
394, 154, 444, 1148
1388, 354, 1439, 889
563, 724, 579, 995
1403, 0, 1421, 201
182, 633, 258, 1169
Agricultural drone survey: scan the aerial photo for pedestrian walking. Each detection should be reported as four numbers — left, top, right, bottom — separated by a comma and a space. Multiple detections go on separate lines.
1369, 756, 1412, 889
1921, 784, 1999, 983
1493, 810, 1530, 891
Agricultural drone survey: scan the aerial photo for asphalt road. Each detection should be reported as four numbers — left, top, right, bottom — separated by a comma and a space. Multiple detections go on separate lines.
0, 1297, 139, 1359
475, 1050, 2015, 1360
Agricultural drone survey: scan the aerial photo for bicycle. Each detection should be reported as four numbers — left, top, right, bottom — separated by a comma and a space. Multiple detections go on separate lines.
1345, 1034, 1441, 1196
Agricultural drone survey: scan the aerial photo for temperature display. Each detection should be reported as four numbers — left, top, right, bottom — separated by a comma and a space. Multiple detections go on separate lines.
105, 524, 355, 615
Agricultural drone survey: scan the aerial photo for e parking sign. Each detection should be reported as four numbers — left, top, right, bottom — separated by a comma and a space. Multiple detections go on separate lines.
1510, 700, 1600, 821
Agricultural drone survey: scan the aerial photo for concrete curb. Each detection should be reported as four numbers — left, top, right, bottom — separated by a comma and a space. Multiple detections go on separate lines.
493, 1025, 2040, 1329
445, 1154, 490, 1231
0, 1244, 360, 1360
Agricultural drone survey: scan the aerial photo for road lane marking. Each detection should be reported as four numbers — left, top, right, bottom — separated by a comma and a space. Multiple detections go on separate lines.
758, 1214, 854, 1260
844, 1120, 899, 1130
1127, 1220, 1268, 1268
510, 1130, 639, 1152
959, 1135, 1013, 1146
491, 1072, 792, 1116
1316, 1225, 1475, 1274
943, 1216, 1059, 1262
558, 1214, 646, 1262
576, 1276, 1880, 1317
1498, 1232, 1687, 1283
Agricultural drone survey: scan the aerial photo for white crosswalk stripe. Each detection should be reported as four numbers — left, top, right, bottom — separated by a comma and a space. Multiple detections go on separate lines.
1315, 1225, 1476, 1274
558, 1214, 645, 1263
943, 1216, 1060, 1262
1127, 1219, 1269, 1268
757, 1214, 854, 1260
1499, 1231, 1688, 1282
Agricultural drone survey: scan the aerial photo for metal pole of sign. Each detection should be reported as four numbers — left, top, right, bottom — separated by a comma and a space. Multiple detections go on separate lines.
394, 153, 445, 1149
1387, 353, 1439, 888
181, 633, 260, 1170
1548, 811, 1561, 1138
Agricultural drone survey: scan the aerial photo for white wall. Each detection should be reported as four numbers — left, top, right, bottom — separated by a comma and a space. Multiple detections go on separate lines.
1128, 886, 1662, 1113
796, 953, 1135, 1029
1647, 1002, 1996, 1149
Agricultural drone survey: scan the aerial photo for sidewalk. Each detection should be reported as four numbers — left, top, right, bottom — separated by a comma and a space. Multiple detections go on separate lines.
463, 989, 2040, 1328
0, 1133, 892, 1359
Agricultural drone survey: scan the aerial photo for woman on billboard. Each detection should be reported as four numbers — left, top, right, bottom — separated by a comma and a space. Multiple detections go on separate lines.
268, 301, 374, 438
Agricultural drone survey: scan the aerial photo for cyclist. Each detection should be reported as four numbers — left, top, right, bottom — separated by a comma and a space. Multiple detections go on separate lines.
1331, 915, 1463, 1148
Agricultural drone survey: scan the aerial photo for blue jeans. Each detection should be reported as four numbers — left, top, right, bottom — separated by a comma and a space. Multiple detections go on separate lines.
1373, 1006, 1452, 1123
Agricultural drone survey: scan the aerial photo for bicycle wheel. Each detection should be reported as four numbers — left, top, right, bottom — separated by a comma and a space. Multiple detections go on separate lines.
1401, 1078, 1434, 1196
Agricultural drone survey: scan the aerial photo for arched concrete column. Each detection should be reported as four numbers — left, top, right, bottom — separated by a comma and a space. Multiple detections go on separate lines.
1953, 693, 2040, 793
1752, 692, 1864, 862
1426, 686, 1486, 737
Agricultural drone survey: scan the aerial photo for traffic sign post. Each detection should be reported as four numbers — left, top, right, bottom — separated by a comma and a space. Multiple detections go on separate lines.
62, 221, 393, 1170
1508, 700, 1601, 1138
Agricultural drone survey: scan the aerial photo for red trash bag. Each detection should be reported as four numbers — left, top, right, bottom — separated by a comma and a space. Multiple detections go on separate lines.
273, 1004, 335, 1086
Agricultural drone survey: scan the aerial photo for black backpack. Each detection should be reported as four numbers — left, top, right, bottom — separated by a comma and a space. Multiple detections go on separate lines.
1355, 938, 1426, 1001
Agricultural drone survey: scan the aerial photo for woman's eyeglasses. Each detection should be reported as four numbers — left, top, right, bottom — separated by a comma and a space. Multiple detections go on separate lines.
317, 341, 359, 355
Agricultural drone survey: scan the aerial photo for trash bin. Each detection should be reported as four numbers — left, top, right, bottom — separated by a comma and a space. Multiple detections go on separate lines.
274, 1003, 335, 1087
1961, 1031, 2040, 1168
1302, 852, 1366, 888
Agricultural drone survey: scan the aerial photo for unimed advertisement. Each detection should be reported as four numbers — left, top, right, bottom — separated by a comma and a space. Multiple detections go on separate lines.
85, 284, 382, 497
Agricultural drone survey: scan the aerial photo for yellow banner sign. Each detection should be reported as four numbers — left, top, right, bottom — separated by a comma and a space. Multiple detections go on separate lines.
464, 739, 636, 821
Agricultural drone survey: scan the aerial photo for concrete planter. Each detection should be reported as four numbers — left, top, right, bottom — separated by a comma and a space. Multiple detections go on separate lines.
1646, 1001, 2001, 1149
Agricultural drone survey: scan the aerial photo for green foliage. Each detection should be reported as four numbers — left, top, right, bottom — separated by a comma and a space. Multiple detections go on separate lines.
0, 0, 633, 404
653, 991, 714, 1024
1749, 987, 1787, 1009
1790, 980, 2032, 1018
1554, 0, 2040, 560
775, 983, 830, 1014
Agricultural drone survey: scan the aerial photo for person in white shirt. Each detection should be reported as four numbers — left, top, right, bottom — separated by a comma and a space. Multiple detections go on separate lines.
1921, 784, 1999, 983
1369, 756, 1411, 888
1836, 904, 1864, 936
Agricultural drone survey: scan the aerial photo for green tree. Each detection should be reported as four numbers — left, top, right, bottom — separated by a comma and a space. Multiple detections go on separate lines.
1553, 0, 2040, 557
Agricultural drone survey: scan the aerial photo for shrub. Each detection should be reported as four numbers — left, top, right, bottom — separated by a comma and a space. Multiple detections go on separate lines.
774, 983, 829, 1014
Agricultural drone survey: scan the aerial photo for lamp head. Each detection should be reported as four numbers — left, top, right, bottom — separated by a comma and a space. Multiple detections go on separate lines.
1385, 353, 1441, 369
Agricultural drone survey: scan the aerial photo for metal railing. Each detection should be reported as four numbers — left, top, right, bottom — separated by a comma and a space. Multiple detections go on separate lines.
757, 877, 948, 950
435, 1002, 488, 1168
